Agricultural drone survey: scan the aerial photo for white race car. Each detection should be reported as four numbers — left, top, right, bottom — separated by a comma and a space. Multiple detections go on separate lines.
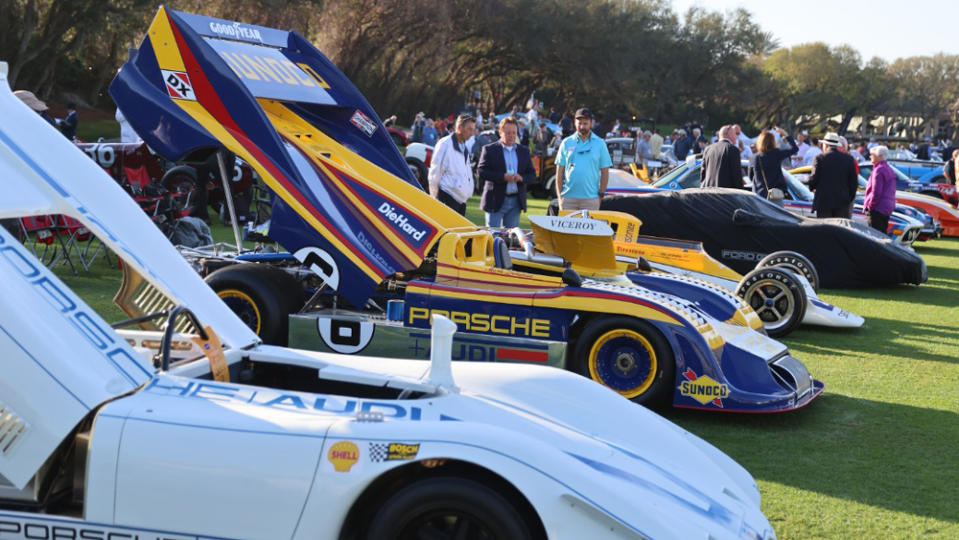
0, 59, 776, 539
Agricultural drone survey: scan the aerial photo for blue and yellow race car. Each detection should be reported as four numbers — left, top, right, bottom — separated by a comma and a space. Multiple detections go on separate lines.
111, 7, 822, 412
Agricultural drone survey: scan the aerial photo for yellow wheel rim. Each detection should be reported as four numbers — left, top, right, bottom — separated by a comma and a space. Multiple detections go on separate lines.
217, 288, 262, 334
588, 328, 657, 399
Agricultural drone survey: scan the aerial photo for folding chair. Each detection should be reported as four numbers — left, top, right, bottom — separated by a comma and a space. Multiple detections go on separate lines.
19, 215, 78, 274
59, 215, 113, 271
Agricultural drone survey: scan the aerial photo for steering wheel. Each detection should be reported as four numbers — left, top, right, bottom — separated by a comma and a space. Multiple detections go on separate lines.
112, 305, 208, 371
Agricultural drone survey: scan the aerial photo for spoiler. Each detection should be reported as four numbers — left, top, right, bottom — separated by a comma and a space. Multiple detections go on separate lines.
111, 8, 472, 307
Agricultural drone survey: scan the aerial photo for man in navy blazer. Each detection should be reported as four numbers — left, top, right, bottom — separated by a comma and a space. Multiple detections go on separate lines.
478, 116, 536, 227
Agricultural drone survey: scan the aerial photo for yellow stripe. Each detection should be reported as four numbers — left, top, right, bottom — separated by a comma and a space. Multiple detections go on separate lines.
171, 100, 382, 282
147, 7, 186, 72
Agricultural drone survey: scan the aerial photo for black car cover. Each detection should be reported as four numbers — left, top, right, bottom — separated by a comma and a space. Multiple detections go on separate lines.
596, 189, 927, 288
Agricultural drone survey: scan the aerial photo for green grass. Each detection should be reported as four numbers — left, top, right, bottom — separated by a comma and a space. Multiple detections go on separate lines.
50, 205, 959, 539
76, 117, 120, 142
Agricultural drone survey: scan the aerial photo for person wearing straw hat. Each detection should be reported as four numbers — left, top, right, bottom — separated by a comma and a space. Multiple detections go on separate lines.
13, 90, 57, 127
807, 132, 859, 219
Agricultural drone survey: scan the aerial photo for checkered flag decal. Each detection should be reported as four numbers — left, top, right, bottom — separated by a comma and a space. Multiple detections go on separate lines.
369, 442, 389, 462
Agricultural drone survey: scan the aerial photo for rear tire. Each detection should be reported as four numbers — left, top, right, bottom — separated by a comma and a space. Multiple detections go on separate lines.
572, 317, 674, 407
735, 267, 807, 338
756, 250, 819, 292
161, 165, 198, 214
365, 477, 532, 540
205, 263, 303, 345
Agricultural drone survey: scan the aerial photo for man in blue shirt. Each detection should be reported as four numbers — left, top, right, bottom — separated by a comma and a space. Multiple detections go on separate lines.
555, 108, 612, 211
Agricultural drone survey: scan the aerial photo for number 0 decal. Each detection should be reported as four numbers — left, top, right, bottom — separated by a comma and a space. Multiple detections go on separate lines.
317, 317, 374, 354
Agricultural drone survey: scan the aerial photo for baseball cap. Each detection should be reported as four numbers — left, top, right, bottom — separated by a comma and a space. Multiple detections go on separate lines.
574, 108, 592, 120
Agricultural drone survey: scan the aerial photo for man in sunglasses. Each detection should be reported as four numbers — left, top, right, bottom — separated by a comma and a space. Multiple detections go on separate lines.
554, 108, 612, 211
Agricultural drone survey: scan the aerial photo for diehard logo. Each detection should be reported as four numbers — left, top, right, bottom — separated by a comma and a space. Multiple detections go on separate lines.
161, 70, 196, 101
378, 202, 427, 242
679, 368, 729, 407
328, 440, 359, 472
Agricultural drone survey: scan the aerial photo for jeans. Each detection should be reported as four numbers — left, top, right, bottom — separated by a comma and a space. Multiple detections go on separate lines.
485, 195, 521, 228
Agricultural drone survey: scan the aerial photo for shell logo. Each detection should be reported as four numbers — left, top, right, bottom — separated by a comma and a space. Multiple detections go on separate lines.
328, 441, 360, 472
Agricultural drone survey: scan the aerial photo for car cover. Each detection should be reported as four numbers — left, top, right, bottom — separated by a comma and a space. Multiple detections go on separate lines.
598, 189, 927, 288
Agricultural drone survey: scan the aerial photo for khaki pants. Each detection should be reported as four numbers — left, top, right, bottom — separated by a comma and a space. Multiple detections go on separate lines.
559, 197, 601, 211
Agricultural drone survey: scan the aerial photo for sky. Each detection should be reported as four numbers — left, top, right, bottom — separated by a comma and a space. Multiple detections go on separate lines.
671, 0, 955, 63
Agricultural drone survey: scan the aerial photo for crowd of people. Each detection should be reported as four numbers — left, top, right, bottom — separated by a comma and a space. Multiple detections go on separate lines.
13, 90, 79, 140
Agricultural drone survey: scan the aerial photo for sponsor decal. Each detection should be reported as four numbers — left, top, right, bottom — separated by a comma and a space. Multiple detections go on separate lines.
317, 317, 374, 354
406, 335, 550, 363
208, 20, 264, 42
678, 368, 728, 407
160, 70, 196, 101
328, 441, 360, 472
293, 246, 340, 289
408, 307, 550, 338
369, 442, 420, 462
377, 202, 428, 242
350, 109, 378, 137
548, 218, 598, 231
721, 249, 767, 262
0, 516, 196, 539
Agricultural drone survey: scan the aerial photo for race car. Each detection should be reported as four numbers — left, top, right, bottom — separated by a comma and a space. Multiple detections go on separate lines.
0, 58, 778, 540
110, 8, 821, 412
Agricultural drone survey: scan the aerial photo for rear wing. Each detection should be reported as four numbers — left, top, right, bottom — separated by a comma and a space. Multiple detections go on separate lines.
111, 8, 473, 307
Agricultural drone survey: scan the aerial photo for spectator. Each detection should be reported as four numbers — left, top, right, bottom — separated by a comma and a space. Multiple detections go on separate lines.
422, 118, 439, 146
750, 127, 797, 204
478, 116, 535, 228
802, 136, 822, 166
692, 128, 707, 150
60, 101, 78, 140
636, 130, 653, 161
411, 112, 426, 143
548, 106, 559, 124
383, 114, 397, 127
649, 128, 664, 158
863, 145, 897, 233
13, 90, 57, 127
526, 101, 539, 129
428, 114, 477, 215
558, 111, 574, 138
700, 125, 743, 189
941, 140, 956, 166
943, 149, 959, 185
674, 129, 693, 160
793, 131, 810, 166
609, 118, 622, 137
808, 133, 859, 218
555, 108, 612, 211
532, 121, 553, 156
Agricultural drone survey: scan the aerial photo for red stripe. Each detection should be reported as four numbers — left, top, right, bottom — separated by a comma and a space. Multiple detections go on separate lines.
497, 348, 548, 363
167, 19, 382, 276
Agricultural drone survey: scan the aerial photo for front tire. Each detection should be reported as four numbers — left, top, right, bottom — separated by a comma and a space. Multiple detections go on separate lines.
204, 263, 303, 345
365, 477, 532, 540
735, 267, 807, 338
756, 250, 819, 291
572, 317, 674, 407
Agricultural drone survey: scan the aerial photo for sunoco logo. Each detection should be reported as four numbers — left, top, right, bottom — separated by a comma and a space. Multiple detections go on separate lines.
209, 21, 263, 42
378, 202, 427, 242
679, 368, 729, 407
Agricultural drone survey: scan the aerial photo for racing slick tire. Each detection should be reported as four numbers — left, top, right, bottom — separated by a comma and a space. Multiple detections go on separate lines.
204, 263, 303, 345
406, 157, 429, 191
365, 477, 533, 540
756, 250, 820, 292
572, 317, 674, 408
735, 267, 808, 338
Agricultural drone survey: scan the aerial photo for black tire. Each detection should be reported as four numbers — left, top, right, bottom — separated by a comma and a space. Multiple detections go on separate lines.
406, 157, 429, 191
161, 165, 199, 214
391, 132, 405, 148
735, 267, 807, 338
571, 316, 674, 407
756, 250, 819, 292
366, 477, 532, 540
204, 263, 303, 345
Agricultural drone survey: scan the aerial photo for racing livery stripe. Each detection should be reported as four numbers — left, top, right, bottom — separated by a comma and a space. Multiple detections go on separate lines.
162, 16, 383, 281
496, 347, 549, 363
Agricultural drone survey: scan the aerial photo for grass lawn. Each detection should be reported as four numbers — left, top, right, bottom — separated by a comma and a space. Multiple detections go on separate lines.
51, 200, 958, 539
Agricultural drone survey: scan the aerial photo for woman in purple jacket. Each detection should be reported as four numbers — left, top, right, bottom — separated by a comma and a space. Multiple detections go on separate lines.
864, 145, 897, 233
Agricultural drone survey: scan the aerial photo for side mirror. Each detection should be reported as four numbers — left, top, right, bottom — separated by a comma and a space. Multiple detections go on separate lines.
562, 266, 583, 287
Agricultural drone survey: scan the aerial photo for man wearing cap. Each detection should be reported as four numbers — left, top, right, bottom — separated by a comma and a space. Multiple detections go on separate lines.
808, 132, 859, 219
14, 90, 57, 127
554, 108, 612, 211
428, 114, 476, 216
700, 125, 742, 189
864, 145, 897, 233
